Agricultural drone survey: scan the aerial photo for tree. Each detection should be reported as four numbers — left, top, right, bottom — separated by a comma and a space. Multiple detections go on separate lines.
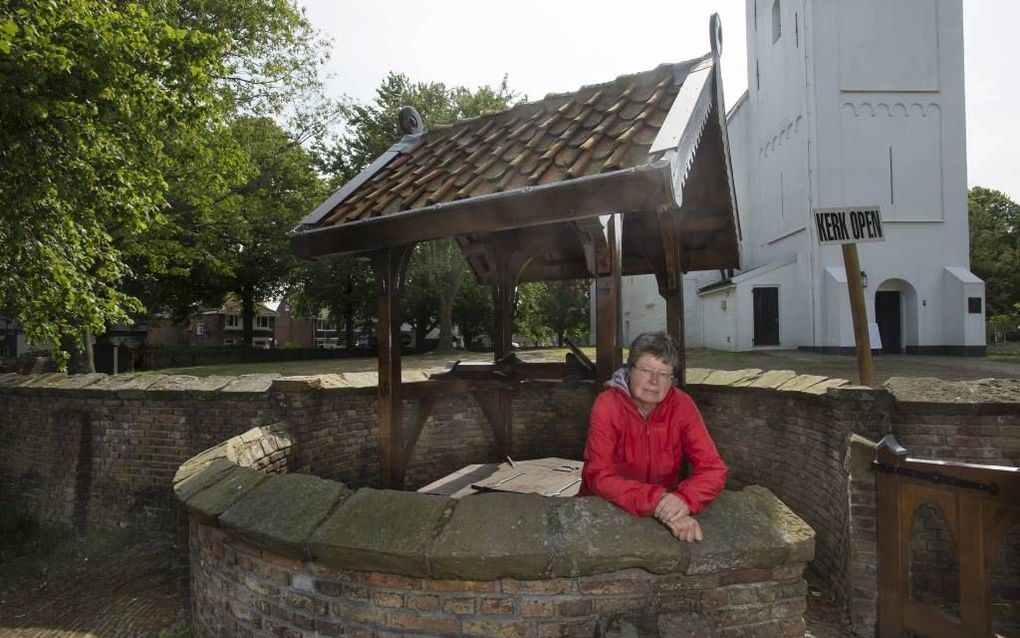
290, 256, 375, 349
537, 280, 591, 346
0, 0, 227, 365
313, 72, 515, 349
969, 187, 1020, 317
0, 0, 332, 364
453, 273, 493, 349
220, 117, 325, 346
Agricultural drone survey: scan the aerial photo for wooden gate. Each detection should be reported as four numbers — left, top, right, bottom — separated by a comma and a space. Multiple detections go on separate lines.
874, 435, 1020, 637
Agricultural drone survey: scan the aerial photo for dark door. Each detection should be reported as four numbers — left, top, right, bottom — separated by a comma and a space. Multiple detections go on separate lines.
876, 291, 902, 353
752, 287, 780, 346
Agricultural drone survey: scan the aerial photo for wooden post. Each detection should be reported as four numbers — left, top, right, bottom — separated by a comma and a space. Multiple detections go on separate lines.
875, 435, 906, 638
487, 242, 528, 457
842, 243, 875, 386
595, 214, 623, 383
371, 244, 413, 489
656, 209, 687, 386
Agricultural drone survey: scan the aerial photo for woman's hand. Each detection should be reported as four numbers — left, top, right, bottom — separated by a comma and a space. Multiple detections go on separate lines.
666, 514, 703, 542
653, 492, 689, 524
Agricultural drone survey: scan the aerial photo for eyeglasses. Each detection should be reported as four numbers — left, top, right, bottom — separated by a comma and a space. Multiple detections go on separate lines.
632, 366, 675, 383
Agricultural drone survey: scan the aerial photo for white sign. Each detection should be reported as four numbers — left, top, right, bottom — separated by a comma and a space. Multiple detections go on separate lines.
813, 207, 884, 245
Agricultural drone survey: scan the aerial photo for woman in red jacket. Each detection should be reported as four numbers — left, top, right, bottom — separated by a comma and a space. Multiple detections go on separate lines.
579, 332, 727, 542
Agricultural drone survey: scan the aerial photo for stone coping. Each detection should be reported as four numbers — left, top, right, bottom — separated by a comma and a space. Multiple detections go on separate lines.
0, 367, 863, 397
174, 429, 815, 581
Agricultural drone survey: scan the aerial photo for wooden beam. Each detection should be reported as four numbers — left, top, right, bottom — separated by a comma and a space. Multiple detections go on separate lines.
292, 162, 674, 259
655, 208, 687, 385
403, 395, 437, 469
595, 214, 623, 382
371, 244, 414, 490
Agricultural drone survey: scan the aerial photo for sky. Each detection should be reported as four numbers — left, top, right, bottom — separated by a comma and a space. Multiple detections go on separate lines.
299, 0, 1020, 203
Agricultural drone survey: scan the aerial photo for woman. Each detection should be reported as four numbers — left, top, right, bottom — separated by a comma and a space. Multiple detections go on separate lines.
579, 332, 727, 542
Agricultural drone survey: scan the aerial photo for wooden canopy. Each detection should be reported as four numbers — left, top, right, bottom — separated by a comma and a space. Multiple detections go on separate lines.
291, 15, 740, 489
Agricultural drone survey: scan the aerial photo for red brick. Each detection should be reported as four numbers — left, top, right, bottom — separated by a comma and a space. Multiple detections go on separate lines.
443, 597, 476, 615
292, 612, 316, 630
578, 578, 650, 595
407, 594, 441, 611
463, 619, 534, 638
362, 572, 424, 590
373, 591, 404, 608
719, 568, 774, 586
557, 599, 593, 617
539, 619, 598, 638
502, 578, 575, 594
522, 600, 556, 617
702, 588, 730, 608
428, 578, 497, 593
343, 584, 370, 601
482, 597, 515, 615
329, 601, 388, 625
264, 552, 303, 570
282, 590, 328, 616
391, 611, 458, 634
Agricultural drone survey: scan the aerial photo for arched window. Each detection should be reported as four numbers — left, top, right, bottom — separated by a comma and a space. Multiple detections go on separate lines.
772, 0, 782, 43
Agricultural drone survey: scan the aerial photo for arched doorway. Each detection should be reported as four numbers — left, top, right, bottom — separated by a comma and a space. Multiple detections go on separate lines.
874, 278, 918, 354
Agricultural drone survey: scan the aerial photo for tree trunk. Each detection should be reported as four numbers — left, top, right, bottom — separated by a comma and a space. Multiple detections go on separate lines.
84, 331, 95, 373
437, 297, 455, 351
344, 314, 356, 350
241, 288, 255, 347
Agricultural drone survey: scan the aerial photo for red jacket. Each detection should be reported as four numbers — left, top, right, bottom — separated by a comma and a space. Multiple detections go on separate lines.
579, 370, 727, 517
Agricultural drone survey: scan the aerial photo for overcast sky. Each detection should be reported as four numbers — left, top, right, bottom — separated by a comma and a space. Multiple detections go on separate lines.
300, 0, 1020, 203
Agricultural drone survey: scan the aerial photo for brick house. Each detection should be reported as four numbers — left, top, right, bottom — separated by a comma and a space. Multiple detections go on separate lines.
189, 300, 278, 348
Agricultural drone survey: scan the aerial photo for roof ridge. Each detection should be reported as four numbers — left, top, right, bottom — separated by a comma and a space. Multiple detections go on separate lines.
427, 61, 682, 137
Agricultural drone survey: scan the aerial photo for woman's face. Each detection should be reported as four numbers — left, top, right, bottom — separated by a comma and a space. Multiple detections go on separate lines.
628, 354, 675, 408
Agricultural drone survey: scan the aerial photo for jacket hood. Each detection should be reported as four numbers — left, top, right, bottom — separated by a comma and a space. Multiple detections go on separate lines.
606, 366, 632, 395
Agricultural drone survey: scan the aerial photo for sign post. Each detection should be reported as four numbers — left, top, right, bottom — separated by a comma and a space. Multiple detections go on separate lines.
813, 206, 884, 386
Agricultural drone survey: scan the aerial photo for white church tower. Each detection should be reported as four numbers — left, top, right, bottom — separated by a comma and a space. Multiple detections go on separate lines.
619, 0, 986, 355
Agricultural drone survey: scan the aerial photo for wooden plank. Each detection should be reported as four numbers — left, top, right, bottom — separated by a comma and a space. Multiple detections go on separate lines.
903, 599, 969, 638
595, 214, 623, 382
371, 244, 413, 489
417, 463, 501, 499
958, 495, 990, 636
471, 458, 583, 497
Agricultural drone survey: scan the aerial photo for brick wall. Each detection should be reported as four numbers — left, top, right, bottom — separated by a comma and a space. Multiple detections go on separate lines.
2, 371, 1018, 638
189, 518, 809, 638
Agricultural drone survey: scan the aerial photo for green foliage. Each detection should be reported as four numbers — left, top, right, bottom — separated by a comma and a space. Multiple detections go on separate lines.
969, 187, 1020, 316
0, 0, 332, 364
537, 280, 591, 345
454, 273, 493, 348
290, 255, 375, 349
0, 0, 228, 364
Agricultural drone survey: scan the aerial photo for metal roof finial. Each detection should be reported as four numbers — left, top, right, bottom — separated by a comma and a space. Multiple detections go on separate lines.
710, 13, 723, 57
399, 106, 423, 135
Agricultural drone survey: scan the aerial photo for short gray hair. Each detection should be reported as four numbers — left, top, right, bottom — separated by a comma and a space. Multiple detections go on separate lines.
626, 331, 682, 372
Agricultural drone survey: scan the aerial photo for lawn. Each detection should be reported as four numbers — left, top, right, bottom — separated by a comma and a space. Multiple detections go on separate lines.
142, 345, 1020, 384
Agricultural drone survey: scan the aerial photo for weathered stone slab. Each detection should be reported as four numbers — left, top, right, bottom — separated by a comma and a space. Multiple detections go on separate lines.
804, 378, 850, 395
776, 374, 829, 393
431, 492, 555, 580
552, 496, 689, 576
88, 374, 165, 392
701, 369, 763, 387
219, 473, 351, 559
885, 376, 1020, 404
685, 368, 711, 385
316, 373, 351, 389
16, 372, 72, 388
272, 376, 325, 392
221, 374, 280, 393
0, 373, 23, 387
744, 370, 798, 389
174, 457, 238, 500
175, 443, 230, 483
308, 488, 450, 576
401, 370, 430, 383
148, 375, 233, 392
183, 466, 269, 524
340, 372, 377, 388
686, 486, 814, 575
50, 373, 107, 389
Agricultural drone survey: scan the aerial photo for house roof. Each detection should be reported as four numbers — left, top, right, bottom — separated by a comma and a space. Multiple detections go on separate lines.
201, 300, 278, 317
292, 15, 739, 279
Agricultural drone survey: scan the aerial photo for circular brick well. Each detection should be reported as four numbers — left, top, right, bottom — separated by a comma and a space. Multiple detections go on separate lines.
175, 421, 815, 637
